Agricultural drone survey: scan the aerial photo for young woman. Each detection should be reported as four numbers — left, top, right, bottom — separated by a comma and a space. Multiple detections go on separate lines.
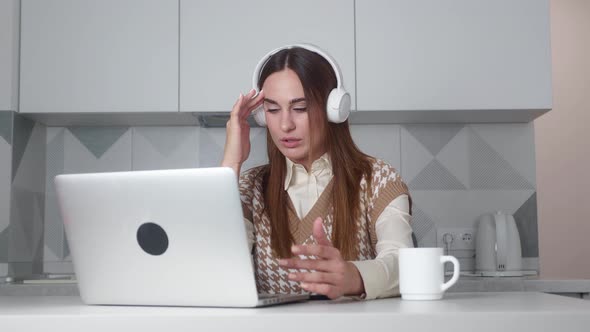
221, 45, 414, 300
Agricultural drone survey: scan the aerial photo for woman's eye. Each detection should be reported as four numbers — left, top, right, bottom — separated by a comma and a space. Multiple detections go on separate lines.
266, 108, 279, 113
293, 108, 307, 113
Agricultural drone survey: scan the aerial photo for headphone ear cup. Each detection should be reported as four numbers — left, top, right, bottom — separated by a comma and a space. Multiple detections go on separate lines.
326, 89, 351, 123
253, 105, 267, 127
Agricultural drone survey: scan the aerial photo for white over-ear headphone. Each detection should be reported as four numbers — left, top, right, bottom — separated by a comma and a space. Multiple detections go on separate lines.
251, 43, 351, 126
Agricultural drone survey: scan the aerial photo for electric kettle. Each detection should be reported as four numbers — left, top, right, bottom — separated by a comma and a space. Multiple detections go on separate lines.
475, 211, 523, 277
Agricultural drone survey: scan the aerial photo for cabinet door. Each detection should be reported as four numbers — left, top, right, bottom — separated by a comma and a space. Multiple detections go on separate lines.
0, 0, 19, 111
356, 0, 552, 112
20, 0, 178, 113
180, 0, 355, 112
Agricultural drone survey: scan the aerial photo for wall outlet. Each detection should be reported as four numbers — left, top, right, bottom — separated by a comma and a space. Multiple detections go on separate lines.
437, 227, 476, 251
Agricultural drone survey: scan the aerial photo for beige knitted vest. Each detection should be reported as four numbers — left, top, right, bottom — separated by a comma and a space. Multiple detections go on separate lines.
239, 158, 410, 294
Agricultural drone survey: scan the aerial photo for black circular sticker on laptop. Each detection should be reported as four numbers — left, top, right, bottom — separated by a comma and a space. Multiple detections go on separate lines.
137, 222, 169, 255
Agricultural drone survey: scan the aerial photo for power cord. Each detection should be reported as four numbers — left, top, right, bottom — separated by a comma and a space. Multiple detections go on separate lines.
442, 233, 454, 255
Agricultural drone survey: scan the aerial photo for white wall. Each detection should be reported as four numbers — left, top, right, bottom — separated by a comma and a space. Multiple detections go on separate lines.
536, 0, 590, 278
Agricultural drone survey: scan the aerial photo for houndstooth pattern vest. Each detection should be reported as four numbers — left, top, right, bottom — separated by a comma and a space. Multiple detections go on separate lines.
239, 158, 410, 294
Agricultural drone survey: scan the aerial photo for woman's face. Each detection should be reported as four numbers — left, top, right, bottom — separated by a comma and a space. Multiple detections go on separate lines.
262, 68, 326, 169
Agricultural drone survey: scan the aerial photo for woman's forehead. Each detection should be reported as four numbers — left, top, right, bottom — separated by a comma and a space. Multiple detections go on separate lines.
262, 69, 305, 101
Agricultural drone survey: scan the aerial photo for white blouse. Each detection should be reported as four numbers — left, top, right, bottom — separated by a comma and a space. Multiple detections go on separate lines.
244, 154, 414, 299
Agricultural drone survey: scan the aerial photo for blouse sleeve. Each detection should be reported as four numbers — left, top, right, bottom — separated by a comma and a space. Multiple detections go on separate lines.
350, 194, 414, 300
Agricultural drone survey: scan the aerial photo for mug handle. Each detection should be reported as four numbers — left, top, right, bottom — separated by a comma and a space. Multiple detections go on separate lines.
440, 255, 460, 292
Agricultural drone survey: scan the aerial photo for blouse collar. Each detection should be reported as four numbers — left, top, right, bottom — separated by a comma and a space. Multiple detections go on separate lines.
284, 153, 332, 190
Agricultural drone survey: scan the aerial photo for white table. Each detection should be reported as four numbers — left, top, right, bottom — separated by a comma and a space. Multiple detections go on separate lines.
4, 277, 590, 297
1, 292, 589, 332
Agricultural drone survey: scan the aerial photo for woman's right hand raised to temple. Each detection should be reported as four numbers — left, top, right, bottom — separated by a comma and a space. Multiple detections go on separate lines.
221, 89, 265, 175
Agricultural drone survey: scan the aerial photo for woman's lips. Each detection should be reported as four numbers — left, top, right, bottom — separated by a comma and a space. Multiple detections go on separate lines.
280, 138, 302, 148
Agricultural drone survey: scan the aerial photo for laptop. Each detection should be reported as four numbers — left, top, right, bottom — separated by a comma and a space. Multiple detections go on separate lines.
54, 167, 309, 307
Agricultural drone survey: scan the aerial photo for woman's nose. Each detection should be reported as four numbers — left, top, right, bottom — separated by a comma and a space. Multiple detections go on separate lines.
280, 110, 295, 131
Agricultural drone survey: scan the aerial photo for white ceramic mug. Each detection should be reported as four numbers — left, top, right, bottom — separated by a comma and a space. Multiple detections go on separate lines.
398, 247, 460, 300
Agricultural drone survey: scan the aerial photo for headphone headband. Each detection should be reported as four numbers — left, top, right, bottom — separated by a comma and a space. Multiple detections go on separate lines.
251, 43, 345, 91
251, 43, 351, 126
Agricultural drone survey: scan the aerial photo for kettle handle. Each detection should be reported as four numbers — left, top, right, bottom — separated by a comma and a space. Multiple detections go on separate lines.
495, 212, 508, 271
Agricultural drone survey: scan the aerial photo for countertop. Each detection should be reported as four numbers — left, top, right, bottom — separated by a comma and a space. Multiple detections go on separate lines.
452, 276, 590, 296
1, 292, 589, 332
2, 276, 590, 297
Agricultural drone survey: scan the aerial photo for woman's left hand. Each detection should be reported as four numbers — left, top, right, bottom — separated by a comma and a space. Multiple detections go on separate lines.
278, 217, 365, 299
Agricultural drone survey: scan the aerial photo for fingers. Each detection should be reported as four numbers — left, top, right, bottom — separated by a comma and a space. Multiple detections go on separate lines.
251, 88, 264, 102
312, 217, 333, 247
291, 244, 340, 260
278, 256, 345, 272
240, 89, 265, 120
299, 282, 341, 300
240, 88, 257, 113
244, 88, 256, 99
229, 93, 245, 122
231, 89, 264, 121
288, 271, 344, 285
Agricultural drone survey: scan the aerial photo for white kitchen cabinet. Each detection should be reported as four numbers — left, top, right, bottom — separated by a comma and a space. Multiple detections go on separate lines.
355, 0, 552, 118
0, 0, 19, 111
180, 0, 355, 112
19, 0, 178, 113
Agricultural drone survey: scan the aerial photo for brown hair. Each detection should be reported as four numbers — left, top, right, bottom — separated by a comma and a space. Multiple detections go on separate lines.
258, 47, 373, 260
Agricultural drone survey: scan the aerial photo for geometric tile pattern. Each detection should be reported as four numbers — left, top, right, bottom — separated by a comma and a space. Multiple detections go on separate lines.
350, 124, 401, 170
12, 121, 47, 192
132, 127, 198, 170
0, 111, 12, 145
44, 126, 133, 273
402, 123, 538, 258
404, 124, 464, 156
437, 126, 470, 188
403, 124, 535, 191
400, 125, 435, 182
9, 188, 45, 263
134, 126, 196, 157
409, 159, 467, 190
44, 128, 67, 260
0, 226, 9, 263
0, 137, 10, 228
0, 118, 11, 226
198, 127, 268, 171
469, 128, 534, 190
411, 205, 436, 243
0, 112, 11, 275
9, 116, 47, 278
11, 114, 35, 181
64, 126, 132, 174
0, 121, 545, 277
513, 192, 539, 257
67, 126, 130, 159
410, 189, 536, 226
197, 127, 226, 168
470, 123, 536, 186
417, 228, 437, 248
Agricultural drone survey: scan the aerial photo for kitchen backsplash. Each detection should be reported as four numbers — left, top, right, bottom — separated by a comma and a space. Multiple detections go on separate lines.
1, 112, 47, 278
0, 112, 538, 277
0, 112, 11, 278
